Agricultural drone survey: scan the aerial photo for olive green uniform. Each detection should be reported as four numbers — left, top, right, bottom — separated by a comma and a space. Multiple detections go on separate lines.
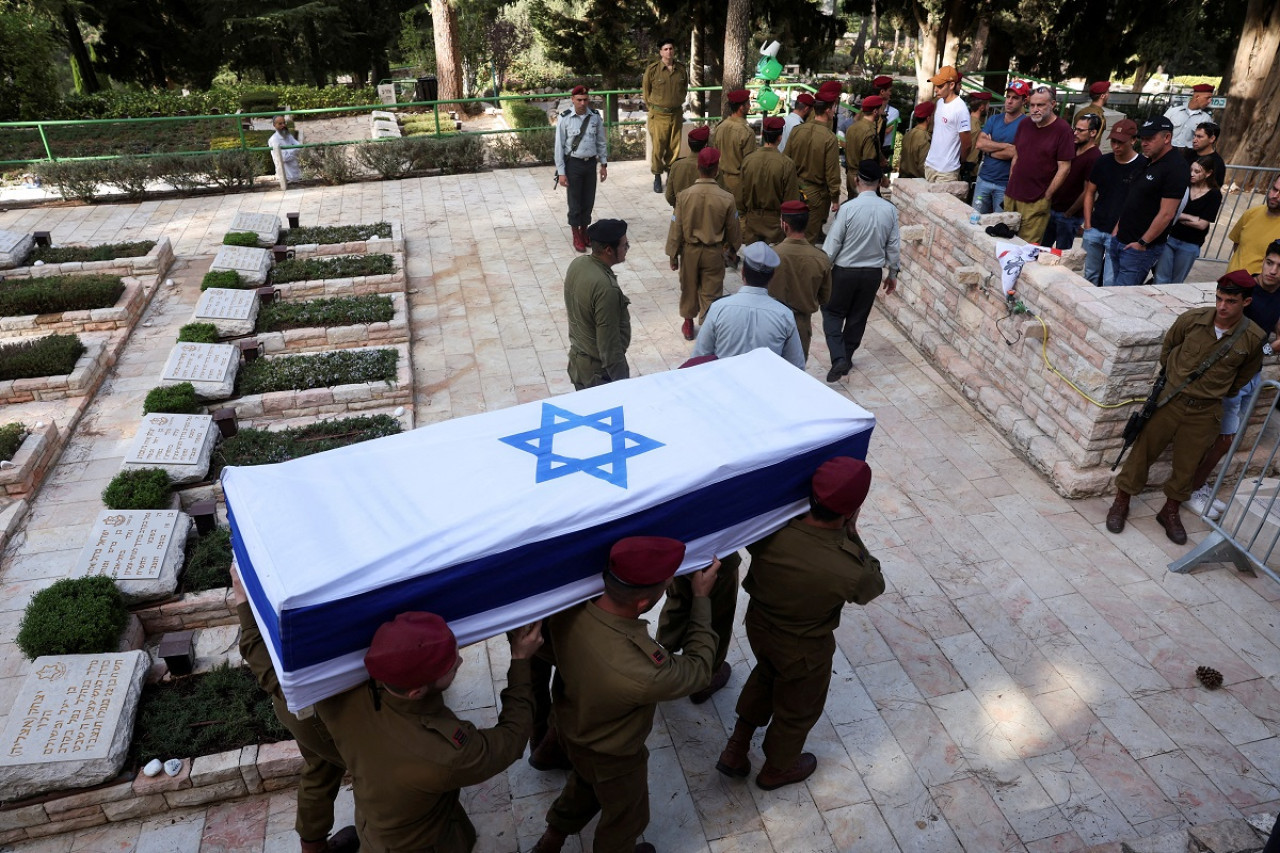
768, 238, 833, 357
784, 120, 841, 243
737, 518, 884, 770
1074, 103, 1107, 135
711, 114, 758, 196
898, 124, 931, 179
667, 179, 742, 322
1117, 306, 1265, 502
564, 254, 631, 389
544, 597, 717, 852
316, 661, 535, 853
643, 60, 689, 176
665, 154, 725, 207
656, 551, 742, 671
844, 117, 881, 198
237, 604, 347, 844
736, 147, 800, 244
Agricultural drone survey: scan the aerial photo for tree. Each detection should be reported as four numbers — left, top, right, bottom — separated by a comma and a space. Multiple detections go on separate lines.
721, 0, 750, 103
1219, 0, 1280, 167
431, 0, 465, 105
0, 5, 61, 120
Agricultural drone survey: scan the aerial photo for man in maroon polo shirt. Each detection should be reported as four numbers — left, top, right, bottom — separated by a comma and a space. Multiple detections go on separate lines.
1003, 85, 1075, 244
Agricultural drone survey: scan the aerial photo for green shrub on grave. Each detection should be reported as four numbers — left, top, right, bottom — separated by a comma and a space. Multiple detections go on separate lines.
255, 294, 394, 332
0, 274, 124, 316
16, 576, 129, 660
177, 323, 220, 344
0, 334, 85, 381
237, 348, 398, 395
25, 241, 156, 264
143, 383, 202, 415
181, 526, 233, 593
281, 222, 392, 246
210, 414, 402, 476
271, 254, 395, 283
201, 270, 245, 291
102, 468, 173, 510
0, 422, 27, 461
222, 231, 261, 248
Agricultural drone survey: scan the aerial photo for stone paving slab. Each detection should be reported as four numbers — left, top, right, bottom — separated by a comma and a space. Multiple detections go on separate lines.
1, 163, 1279, 852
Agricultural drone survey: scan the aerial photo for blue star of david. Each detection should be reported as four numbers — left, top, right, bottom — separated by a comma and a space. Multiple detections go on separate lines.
499, 403, 663, 488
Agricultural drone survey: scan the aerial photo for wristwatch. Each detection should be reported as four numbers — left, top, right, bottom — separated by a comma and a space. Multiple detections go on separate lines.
1137, 238, 1149, 248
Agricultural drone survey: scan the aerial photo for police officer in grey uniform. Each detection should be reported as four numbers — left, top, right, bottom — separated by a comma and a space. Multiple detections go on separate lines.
556, 85, 609, 253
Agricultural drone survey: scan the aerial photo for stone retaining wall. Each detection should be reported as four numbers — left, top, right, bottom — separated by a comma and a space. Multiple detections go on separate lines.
257, 292, 409, 354
271, 252, 406, 300
228, 343, 413, 421
0, 277, 152, 339
132, 588, 236, 636
288, 222, 404, 258
0, 238, 174, 281
0, 421, 62, 499
0, 339, 110, 404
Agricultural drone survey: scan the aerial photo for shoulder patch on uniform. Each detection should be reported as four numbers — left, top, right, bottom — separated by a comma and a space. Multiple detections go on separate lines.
451, 727, 470, 747
561, 108, 572, 116
650, 647, 667, 665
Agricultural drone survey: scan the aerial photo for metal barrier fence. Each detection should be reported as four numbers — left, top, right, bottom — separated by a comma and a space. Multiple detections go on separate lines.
1171, 379, 1280, 584
1198, 165, 1280, 265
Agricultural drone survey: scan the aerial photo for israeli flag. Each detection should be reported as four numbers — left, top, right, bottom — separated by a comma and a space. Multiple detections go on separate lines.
225, 349, 875, 711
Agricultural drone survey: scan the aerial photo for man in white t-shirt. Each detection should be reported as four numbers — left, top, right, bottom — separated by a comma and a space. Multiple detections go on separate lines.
923, 66, 971, 183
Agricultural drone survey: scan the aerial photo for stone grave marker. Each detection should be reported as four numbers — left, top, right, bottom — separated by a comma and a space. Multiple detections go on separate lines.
227, 212, 281, 247
192, 288, 259, 338
0, 651, 149, 800
121, 414, 217, 484
377, 84, 396, 105
160, 342, 239, 400
0, 228, 34, 269
209, 245, 272, 286
71, 510, 190, 603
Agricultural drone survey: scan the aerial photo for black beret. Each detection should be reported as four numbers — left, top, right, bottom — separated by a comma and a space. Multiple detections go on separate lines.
587, 219, 627, 244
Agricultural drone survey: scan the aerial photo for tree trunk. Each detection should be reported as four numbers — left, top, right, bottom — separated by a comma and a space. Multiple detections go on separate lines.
1220, 0, 1280, 168
722, 0, 751, 113
963, 16, 989, 74
984, 25, 1011, 95
431, 0, 464, 110
60, 4, 99, 94
941, 31, 960, 68
914, 15, 941, 99
870, 0, 879, 47
851, 17, 867, 67
1130, 60, 1151, 95
304, 19, 326, 88
690, 21, 704, 117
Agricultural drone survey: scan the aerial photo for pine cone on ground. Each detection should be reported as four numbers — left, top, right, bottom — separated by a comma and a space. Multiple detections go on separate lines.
1196, 666, 1224, 689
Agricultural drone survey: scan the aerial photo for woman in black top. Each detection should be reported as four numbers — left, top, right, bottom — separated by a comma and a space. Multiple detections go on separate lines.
1154, 155, 1223, 283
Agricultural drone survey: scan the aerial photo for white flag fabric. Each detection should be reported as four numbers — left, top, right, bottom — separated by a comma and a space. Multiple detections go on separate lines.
224, 349, 876, 710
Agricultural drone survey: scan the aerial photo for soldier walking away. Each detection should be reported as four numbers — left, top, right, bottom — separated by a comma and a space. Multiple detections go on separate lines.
555, 86, 608, 253
667, 147, 742, 340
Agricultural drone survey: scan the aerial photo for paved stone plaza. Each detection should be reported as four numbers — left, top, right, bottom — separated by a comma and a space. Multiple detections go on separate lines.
0, 161, 1277, 852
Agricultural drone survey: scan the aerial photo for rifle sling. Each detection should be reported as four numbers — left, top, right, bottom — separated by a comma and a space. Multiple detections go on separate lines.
1155, 320, 1251, 409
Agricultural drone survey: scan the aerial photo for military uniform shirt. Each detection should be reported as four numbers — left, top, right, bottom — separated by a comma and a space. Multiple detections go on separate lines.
823, 191, 901, 275
1074, 103, 1107, 135
785, 120, 841, 198
692, 285, 805, 367
769, 238, 833, 314
666, 179, 742, 256
845, 117, 882, 170
712, 115, 758, 183
898, 125, 931, 179
642, 60, 689, 110
1164, 103, 1213, 150
1161, 306, 1266, 401
554, 108, 607, 174
564, 254, 631, 381
666, 155, 725, 206
736, 147, 800, 213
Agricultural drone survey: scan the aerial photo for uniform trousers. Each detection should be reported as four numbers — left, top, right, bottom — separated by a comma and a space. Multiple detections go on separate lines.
648, 111, 682, 175
678, 244, 727, 322
736, 608, 835, 770
567, 350, 610, 391
1115, 395, 1223, 502
741, 210, 783, 246
822, 266, 881, 364
287, 709, 347, 842
564, 156, 598, 228
792, 311, 814, 359
656, 551, 741, 670
802, 191, 832, 244
547, 745, 650, 853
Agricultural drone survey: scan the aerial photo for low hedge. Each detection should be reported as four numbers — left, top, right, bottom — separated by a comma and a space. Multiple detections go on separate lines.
143, 382, 202, 415
0, 422, 27, 461
201, 270, 246, 291
282, 222, 392, 245
503, 98, 551, 129
24, 241, 156, 265
57, 83, 378, 121
222, 231, 261, 248
272, 254, 395, 283
178, 323, 220, 343
16, 576, 129, 660
0, 273, 124, 316
256, 294, 394, 332
103, 468, 173, 510
182, 526, 233, 593
35, 150, 260, 203
0, 334, 85, 381
237, 348, 398, 395
211, 414, 402, 475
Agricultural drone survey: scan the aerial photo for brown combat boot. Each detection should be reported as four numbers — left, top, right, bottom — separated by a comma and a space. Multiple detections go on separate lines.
755, 752, 817, 790
681, 318, 696, 340
715, 718, 756, 778
1156, 499, 1188, 545
690, 661, 731, 704
532, 826, 568, 853
571, 225, 587, 253
1105, 490, 1130, 534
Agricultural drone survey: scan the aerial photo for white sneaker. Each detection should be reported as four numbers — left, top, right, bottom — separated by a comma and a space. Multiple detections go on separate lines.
1188, 485, 1221, 520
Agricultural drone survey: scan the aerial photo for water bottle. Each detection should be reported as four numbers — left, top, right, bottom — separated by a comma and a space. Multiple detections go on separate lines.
970, 211, 981, 226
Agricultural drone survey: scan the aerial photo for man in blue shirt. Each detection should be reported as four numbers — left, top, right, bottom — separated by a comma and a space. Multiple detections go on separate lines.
972, 80, 1029, 214
693, 242, 805, 368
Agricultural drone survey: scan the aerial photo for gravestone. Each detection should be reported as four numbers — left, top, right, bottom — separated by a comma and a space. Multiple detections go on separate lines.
71, 510, 190, 603
193, 287, 259, 337
227, 212, 281, 247
0, 651, 149, 800
372, 124, 402, 139
160, 343, 239, 400
377, 84, 396, 105
0, 228, 34, 270
121, 414, 218, 484
210, 245, 272, 286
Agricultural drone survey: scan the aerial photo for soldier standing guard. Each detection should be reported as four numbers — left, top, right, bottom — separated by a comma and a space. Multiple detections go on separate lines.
711, 88, 758, 197
642, 39, 689, 194
563, 219, 632, 390
667, 147, 742, 340
736, 115, 799, 244
784, 80, 843, 244
555, 85, 608, 253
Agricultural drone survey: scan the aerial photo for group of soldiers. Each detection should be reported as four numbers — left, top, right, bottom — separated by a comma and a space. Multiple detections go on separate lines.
237, 452, 884, 853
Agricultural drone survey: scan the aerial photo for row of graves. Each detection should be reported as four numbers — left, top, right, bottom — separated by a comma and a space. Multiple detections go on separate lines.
0, 213, 418, 839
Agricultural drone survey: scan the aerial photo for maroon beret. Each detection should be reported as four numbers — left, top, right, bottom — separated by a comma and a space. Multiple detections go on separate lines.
763, 115, 785, 131
1218, 269, 1256, 290
816, 81, 843, 102
812, 457, 872, 515
873, 75, 893, 89
860, 95, 884, 111
796, 93, 815, 106
1088, 81, 1111, 95
912, 101, 936, 119
571, 85, 588, 96
1191, 83, 1214, 93
364, 612, 457, 689
688, 125, 711, 142
780, 200, 807, 214
609, 536, 685, 586
726, 89, 751, 105
698, 147, 720, 168
969, 91, 993, 102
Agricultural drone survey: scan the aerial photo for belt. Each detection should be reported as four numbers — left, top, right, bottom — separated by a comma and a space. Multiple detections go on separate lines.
1176, 397, 1219, 410
649, 105, 680, 115
570, 156, 598, 162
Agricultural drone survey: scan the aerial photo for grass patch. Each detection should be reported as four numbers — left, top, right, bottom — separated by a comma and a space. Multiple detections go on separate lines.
281, 222, 392, 245
129, 663, 289, 765
237, 349, 397, 395
178, 323, 220, 344
0, 422, 27, 461
181, 527, 233, 593
103, 468, 173, 510
0, 334, 85, 381
271, 254, 395, 283
0, 274, 124, 316
222, 231, 262, 248
211, 414, 402, 476
143, 383, 202, 415
24, 241, 155, 264
201, 270, 248, 291
255, 294, 394, 332
16, 576, 128, 660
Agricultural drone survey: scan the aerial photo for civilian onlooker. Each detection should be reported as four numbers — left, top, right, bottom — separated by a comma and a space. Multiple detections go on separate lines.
1081, 119, 1145, 287
972, 81, 1029, 214
1165, 84, 1214, 153
269, 116, 303, 185
961, 91, 992, 181
923, 66, 970, 182
1003, 85, 1074, 244
1044, 112, 1103, 250
1226, 175, 1280, 274
897, 103, 934, 180
778, 93, 814, 153
1185, 121, 1225, 187
1154, 157, 1222, 284
1107, 116, 1190, 287
1074, 81, 1110, 134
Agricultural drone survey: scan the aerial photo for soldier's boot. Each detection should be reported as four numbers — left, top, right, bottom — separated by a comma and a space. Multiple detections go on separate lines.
1156, 498, 1188, 545
300, 826, 358, 853
715, 718, 756, 778
653, 174, 663, 193
1105, 490, 1130, 534
681, 318, 695, 340
691, 661, 731, 704
755, 752, 817, 790
532, 826, 568, 853
528, 726, 572, 771
574, 225, 588, 253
